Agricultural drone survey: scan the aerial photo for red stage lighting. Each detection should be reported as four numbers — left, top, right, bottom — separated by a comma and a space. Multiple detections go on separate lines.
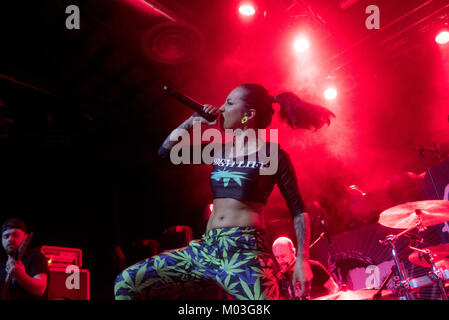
324, 87, 338, 100
238, 3, 256, 16
293, 37, 310, 53
435, 30, 449, 45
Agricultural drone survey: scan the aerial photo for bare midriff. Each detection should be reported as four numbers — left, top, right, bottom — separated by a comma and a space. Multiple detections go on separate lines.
206, 198, 264, 230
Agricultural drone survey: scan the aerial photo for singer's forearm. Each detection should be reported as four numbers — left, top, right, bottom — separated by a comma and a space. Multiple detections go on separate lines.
161, 117, 194, 150
293, 212, 310, 261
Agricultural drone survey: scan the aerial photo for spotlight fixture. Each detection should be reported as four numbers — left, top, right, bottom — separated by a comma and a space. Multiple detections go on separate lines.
324, 87, 338, 100
435, 30, 449, 44
238, 3, 256, 16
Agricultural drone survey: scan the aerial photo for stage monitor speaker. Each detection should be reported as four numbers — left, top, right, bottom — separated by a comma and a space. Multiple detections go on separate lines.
47, 267, 90, 300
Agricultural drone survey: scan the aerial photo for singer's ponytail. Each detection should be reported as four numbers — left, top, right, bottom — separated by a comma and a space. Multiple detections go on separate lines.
274, 92, 335, 131
239, 83, 335, 130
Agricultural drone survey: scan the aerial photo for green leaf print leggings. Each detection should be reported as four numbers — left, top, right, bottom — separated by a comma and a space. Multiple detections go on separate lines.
114, 227, 280, 300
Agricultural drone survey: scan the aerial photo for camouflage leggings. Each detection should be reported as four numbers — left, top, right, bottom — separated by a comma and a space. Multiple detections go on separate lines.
114, 227, 279, 300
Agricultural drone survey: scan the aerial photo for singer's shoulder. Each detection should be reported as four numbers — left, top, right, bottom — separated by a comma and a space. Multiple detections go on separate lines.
262, 141, 284, 157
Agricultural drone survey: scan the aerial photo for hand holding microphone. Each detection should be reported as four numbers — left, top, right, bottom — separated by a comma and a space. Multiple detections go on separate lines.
190, 104, 219, 126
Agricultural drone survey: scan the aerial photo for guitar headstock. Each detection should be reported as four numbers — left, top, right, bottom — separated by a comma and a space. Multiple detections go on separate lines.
16, 232, 34, 260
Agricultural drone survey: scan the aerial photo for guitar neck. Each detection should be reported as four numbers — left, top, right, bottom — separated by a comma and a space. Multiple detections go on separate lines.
16, 233, 33, 261
1, 232, 34, 299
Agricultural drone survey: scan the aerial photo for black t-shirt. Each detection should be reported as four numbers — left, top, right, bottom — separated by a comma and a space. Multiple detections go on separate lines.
0, 248, 49, 300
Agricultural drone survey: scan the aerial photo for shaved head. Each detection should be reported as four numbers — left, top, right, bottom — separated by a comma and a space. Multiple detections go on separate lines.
272, 236, 296, 272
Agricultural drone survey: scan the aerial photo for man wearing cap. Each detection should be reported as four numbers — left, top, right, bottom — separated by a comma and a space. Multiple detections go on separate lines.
0, 218, 48, 300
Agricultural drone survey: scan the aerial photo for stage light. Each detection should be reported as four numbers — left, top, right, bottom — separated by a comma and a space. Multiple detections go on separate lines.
238, 4, 256, 16
435, 31, 449, 44
324, 87, 338, 100
293, 37, 310, 52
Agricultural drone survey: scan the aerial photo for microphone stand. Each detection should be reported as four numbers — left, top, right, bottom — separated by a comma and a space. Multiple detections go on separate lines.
309, 232, 325, 250
418, 145, 442, 199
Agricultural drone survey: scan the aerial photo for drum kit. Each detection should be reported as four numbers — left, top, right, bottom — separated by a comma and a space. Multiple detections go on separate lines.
316, 200, 449, 300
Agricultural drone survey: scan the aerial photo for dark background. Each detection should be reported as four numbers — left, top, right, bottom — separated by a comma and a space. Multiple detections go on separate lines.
0, 0, 448, 299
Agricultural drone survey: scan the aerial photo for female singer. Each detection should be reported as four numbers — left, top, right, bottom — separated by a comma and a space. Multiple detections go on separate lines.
114, 83, 334, 300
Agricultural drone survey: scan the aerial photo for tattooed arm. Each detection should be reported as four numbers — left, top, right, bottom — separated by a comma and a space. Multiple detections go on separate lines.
158, 105, 218, 158
292, 213, 313, 298
276, 148, 313, 298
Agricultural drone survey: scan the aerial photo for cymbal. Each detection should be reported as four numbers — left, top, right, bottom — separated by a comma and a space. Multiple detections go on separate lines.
378, 200, 449, 229
314, 288, 393, 300
408, 244, 449, 268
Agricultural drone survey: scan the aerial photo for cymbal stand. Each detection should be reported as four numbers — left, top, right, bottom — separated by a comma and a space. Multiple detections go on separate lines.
380, 234, 414, 300
378, 215, 427, 300
374, 232, 425, 300
408, 246, 448, 300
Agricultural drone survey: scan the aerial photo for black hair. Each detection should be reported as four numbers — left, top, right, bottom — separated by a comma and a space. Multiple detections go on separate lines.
1, 218, 28, 234
275, 92, 335, 130
239, 83, 335, 130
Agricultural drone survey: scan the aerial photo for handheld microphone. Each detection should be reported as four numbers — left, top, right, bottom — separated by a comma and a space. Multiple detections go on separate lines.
162, 85, 218, 122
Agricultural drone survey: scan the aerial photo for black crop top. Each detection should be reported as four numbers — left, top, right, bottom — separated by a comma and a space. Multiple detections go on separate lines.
158, 143, 306, 218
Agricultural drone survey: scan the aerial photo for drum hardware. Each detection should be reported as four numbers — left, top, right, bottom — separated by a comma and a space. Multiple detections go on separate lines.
408, 244, 449, 268
379, 233, 414, 300
408, 269, 449, 290
407, 245, 449, 300
376, 232, 449, 300
378, 211, 430, 300
314, 200, 449, 300
377, 200, 449, 300
373, 265, 398, 300
376, 243, 449, 300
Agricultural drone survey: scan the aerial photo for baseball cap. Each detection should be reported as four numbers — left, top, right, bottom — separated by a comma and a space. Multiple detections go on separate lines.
1, 218, 28, 235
